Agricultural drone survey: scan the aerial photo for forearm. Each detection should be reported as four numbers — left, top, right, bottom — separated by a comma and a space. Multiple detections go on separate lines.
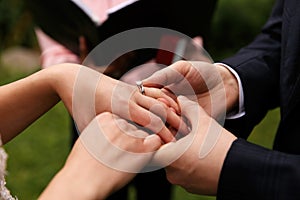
39, 162, 121, 200
0, 64, 81, 143
0, 69, 60, 142
39, 128, 143, 200
38, 167, 112, 200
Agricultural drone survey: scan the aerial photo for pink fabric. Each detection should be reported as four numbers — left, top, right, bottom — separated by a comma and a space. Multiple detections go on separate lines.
36, 28, 81, 67
36, 0, 136, 68
80, 0, 109, 24
81, 0, 135, 23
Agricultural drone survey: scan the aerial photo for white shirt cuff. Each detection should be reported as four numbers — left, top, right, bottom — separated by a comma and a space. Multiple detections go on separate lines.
214, 63, 245, 119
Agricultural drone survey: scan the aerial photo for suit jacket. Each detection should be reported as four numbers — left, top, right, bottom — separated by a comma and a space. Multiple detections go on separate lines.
218, 0, 300, 199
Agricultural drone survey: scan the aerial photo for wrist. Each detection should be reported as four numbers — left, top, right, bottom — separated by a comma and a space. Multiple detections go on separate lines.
215, 64, 239, 114
46, 64, 81, 114
39, 167, 107, 200
95, 74, 120, 114
56, 139, 121, 200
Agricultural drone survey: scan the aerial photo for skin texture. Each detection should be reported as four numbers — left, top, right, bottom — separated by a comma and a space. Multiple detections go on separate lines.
39, 113, 162, 200
0, 63, 181, 143
143, 61, 239, 119
0, 60, 240, 198
153, 96, 237, 195
143, 60, 240, 195
0, 63, 176, 199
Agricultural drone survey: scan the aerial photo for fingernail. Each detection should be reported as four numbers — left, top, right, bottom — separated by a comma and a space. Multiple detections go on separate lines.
177, 95, 185, 100
145, 134, 158, 141
170, 107, 176, 113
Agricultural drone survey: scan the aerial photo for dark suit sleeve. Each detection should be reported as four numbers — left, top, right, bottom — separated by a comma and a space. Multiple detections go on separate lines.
217, 138, 300, 200
223, 0, 283, 138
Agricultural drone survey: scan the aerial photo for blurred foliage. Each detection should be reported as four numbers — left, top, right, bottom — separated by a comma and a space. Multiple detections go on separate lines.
208, 0, 276, 60
0, 0, 37, 52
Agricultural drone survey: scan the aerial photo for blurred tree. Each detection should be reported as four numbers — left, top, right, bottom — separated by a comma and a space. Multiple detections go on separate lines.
208, 0, 275, 60
0, 0, 36, 52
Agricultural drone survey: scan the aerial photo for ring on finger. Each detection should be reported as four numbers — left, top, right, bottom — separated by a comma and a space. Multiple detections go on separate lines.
136, 81, 145, 95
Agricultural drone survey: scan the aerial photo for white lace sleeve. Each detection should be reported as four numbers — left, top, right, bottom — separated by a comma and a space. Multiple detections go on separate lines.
0, 140, 17, 200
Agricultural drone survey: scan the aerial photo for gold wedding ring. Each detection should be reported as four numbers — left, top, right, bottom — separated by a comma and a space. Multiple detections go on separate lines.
136, 81, 145, 95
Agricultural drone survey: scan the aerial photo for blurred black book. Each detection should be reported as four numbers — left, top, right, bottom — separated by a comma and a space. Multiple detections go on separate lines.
26, 0, 216, 77
27, 0, 102, 55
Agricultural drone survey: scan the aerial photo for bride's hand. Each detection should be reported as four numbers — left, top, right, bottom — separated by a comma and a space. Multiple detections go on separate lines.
51, 64, 184, 143
95, 75, 190, 142
39, 112, 162, 200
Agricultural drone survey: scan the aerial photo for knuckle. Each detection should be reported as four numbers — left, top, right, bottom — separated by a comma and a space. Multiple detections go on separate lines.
95, 112, 111, 121
175, 60, 188, 66
166, 173, 179, 185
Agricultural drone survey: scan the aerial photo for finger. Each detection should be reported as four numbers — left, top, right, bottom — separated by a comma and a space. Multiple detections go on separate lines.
151, 142, 177, 167
177, 95, 206, 127
178, 96, 225, 159
142, 68, 169, 88
97, 113, 161, 153
157, 126, 176, 143
135, 93, 188, 137
144, 134, 163, 151
135, 94, 180, 132
165, 108, 190, 136
161, 88, 177, 101
129, 103, 175, 143
80, 113, 162, 173
143, 61, 188, 87
113, 116, 148, 138
135, 92, 171, 118
151, 130, 194, 167
157, 98, 171, 107
144, 87, 179, 113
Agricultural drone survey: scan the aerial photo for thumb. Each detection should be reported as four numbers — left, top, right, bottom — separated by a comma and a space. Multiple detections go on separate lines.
142, 66, 183, 88
177, 95, 206, 128
144, 134, 163, 151
150, 96, 202, 166
178, 96, 223, 159
142, 68, 169, 88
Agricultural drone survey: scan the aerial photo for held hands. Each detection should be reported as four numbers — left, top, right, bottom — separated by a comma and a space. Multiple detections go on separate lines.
1, 60, 239, 198
50, 64, 183, 143
41, 97, 236, 199
44, 61, 239, 198
143, 60, 240, 120
141, 60, 240, 194
39, 112, 162, 200
153, 96, 237, 195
